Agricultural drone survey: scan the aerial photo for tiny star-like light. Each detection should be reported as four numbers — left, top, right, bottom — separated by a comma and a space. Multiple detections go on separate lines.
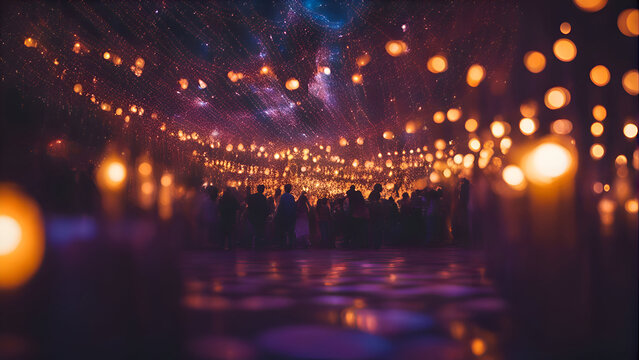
351, 73, 363, 84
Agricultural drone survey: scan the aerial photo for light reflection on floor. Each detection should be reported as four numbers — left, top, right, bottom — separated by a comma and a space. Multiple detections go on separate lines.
181, 249, 509, 360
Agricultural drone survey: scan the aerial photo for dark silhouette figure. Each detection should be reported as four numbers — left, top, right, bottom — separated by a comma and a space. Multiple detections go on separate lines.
218, 188, 239, 249
247, 184, 269, 248
276, 183, 296, 248
316, 198, 332, 247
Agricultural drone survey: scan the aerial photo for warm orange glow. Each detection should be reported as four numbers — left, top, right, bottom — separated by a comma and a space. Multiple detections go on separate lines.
617, 9, 639, 37
405, 121, 417, 134
466, 64, 485, 87
351, 73, 363, 84
544, 87, 571, 109
160, 173, 173, 187
427, 55, 448, 73
590, 122, 604, 137
260, 66, 270, 75
135, 57, 145, 69
198, 79, 207, 89
524, 141, 573, 184
383, 131, 394, 140
434, 139, 446, 150
553, 38, 577, 62
433, 111, 445, 124
24, 37, 37, 48
573, 0, 607, 12
520, 101, 538, 117
226, 144, 233, 152
103, 51, 111, 60
73, 83, 82, 94
0, 185, 45, 289
447, 108, 462, 122
590, 143, 605, 159
622, 70, 638, 95
385, 40, 407, 57
356, 53, 371, 66
179, 78, 188, 90
519, 118, 537, 135
465, 118, 478, 132
524, 51, 546, 73
471, 338, 487, 356
560, 22, 572, 34
625, 198, 639, 213
339, 137, 348, 146
0, 216, 21, 256
551, 119, 573, 135
285, 78, 300, 90
503, 165, 525, 189
468, 138, 481, 152
490, 121, 506, 138
623, 123, 638, 138
592, 105, 607, 121
356, 137, 364, 145
590, 65, 610, 86
138, 162, 152, 176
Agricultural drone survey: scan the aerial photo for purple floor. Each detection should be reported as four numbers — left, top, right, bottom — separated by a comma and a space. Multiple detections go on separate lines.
181, 248, 509, 359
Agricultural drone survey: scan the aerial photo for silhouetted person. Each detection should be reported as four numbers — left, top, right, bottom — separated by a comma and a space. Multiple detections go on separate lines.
219, 188, 239, 249
369, 184, 384, 248
276, 184, 296, 248
316, 198, 332, 247
296, 191, 311, 247
247, 184, 269, 248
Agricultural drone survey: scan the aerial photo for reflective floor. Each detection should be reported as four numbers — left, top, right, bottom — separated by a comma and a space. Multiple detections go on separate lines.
181, 249, 510, 360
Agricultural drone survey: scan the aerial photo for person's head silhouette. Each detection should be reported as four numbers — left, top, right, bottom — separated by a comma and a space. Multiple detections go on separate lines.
257, 184, 265, 194
284, 184, 292, 193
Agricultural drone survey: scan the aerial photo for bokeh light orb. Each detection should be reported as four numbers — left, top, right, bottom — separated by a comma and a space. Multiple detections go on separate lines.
519, 118, 537, 135
523, 51, 546, 73
351, 73, 363, 84
356, 53, 371, 66
447, 108, 462, 122
138, 162, 152, 176
385, 40, 407, 57
427, 55, 448, 73
465, 118, 478, 132
589, 65, 610, 86
24, 37, 37, 48
285, 78, 300, 91
466, 64, 486, 87
551, 119, 573, 135
622, 70, 638, 95
617, 9, 639, 37
468, 138, 481, 152
107, 161, 126, 184
433, 111, 445, 124
573, 0, 607, 13
544, 87, 571, 109
590, 122, 604, 137
0, 184, 45, 289
502, 165, 525, 188
592, 105, 607, 121
560, 22, 572, 34
356, 137, 364, 145
590, 143, 605, 159
553, 38, 577, 62
339, 137, 348, 146
525, 142, 573, 183
179, 78, 189, 89
382, 131, 394, 140
490, 121, 506, 138
625, 199, 639, 213
623, 123, 638, 138
73, 83, 82, 94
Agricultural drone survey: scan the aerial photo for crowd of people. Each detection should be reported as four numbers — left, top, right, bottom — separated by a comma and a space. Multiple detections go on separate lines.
193, 180, 471, 250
